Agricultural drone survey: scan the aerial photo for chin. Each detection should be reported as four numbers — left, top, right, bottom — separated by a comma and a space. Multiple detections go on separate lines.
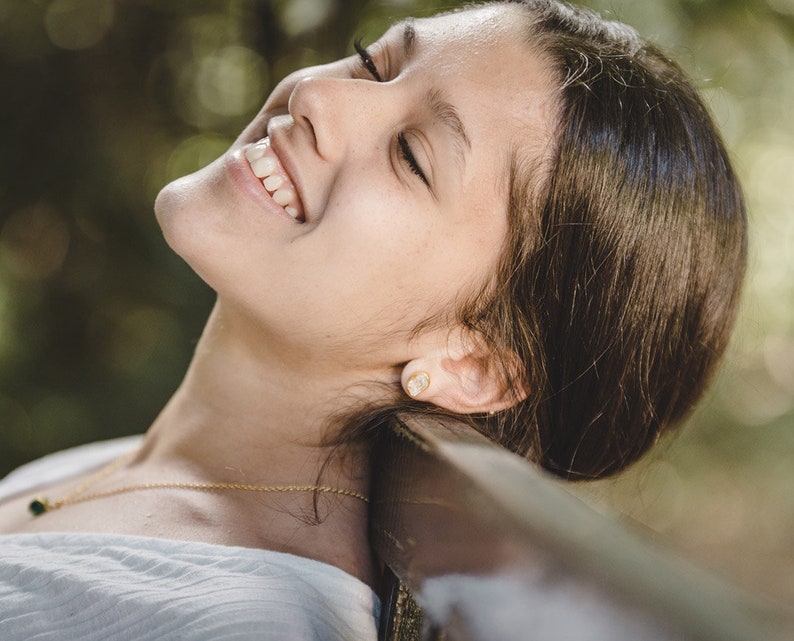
154, 159, 225, 258
154, 158, 254, 306
154, 174, 193, 254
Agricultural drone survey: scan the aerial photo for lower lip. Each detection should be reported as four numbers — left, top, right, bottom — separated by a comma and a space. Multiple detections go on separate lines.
224, 148, 300, 223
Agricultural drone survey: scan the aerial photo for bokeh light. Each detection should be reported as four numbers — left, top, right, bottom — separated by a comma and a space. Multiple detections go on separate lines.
165, 133, 233, 184
0, 204, 70, 281
278, 0, 336, 36
44, 0, 115, 51
0, 0, 792, 609
195, 45, 268, 117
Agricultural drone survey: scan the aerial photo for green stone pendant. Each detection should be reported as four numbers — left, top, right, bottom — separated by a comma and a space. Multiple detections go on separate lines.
28, 498, 50, 516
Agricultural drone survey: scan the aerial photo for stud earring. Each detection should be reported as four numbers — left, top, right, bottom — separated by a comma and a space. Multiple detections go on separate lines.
406, 371, 430, 398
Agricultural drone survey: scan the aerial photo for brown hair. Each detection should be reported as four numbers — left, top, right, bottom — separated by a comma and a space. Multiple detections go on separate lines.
474, 0, 747, 478
336, 0, 747, 481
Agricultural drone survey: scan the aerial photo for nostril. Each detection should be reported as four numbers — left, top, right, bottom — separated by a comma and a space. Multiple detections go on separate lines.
288, 76, 336, 160
301, 115, 319, 155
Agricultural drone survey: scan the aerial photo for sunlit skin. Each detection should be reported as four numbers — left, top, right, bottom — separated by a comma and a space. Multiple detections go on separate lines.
0, 5, 557, 586
155, 5, 556, 389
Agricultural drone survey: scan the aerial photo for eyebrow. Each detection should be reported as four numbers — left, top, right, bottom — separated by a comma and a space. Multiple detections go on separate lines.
398, 19, 471, 174
426, 88, 471, 172
401, 19, 417, 57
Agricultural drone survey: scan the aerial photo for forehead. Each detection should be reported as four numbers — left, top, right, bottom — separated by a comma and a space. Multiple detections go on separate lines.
417, 4, 526, 46
402, 5, 558, 190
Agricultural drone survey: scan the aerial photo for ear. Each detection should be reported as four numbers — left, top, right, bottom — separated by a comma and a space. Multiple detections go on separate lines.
401, 338, 528, 415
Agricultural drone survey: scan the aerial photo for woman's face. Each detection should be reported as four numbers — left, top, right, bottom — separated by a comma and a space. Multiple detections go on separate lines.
155, 4, 556, 372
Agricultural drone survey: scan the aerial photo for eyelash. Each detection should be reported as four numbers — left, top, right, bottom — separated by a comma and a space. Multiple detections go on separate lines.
353, 38, 382, 82
353, 39, 429, 188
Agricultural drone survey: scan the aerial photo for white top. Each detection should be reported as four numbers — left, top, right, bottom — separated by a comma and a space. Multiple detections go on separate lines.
0, 439, 380, 641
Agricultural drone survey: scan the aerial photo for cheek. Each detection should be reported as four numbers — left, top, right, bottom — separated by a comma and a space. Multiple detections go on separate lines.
298, 202, 433, 313
313, 218, 473, 322
325, 183, 434, 262
303, 171, 506, 327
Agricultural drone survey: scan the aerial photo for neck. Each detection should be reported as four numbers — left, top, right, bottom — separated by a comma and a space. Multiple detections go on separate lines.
136, 301, 382, 585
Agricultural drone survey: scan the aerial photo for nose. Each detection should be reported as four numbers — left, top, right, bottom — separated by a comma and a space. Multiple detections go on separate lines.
287, 74, 387, 163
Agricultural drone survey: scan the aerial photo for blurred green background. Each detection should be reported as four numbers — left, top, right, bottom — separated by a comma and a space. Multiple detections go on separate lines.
0, 0, 792, 607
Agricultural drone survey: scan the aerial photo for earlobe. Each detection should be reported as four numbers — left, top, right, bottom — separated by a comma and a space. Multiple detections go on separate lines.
401, 348, 527, 415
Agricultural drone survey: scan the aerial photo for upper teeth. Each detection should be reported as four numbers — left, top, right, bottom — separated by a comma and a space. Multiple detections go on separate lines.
244, 138, 302, 220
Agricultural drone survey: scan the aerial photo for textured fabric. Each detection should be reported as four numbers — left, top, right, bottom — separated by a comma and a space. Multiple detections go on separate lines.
0, 436, 143, 504
0, 441, 380, 641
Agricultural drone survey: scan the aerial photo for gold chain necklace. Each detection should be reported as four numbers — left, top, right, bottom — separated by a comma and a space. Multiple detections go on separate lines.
28, 450, 368, 516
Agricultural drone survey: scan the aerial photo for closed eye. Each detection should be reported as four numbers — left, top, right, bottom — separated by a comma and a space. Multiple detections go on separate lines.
354, 37, 431, 191
353, 39, 382, 82
398, 133, 429, 187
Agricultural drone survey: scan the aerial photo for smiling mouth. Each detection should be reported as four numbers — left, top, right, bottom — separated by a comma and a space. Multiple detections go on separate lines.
244, 138, 305, 221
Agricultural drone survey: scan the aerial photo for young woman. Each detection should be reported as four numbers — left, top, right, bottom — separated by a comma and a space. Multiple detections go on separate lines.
0, 0, 746, 639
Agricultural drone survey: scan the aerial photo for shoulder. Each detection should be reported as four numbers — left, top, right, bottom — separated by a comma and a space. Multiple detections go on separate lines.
0, 436, 143, 503
0, 532, 380, 641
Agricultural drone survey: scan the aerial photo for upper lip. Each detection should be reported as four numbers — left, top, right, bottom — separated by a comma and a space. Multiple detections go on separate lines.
266, 124, 309, 223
